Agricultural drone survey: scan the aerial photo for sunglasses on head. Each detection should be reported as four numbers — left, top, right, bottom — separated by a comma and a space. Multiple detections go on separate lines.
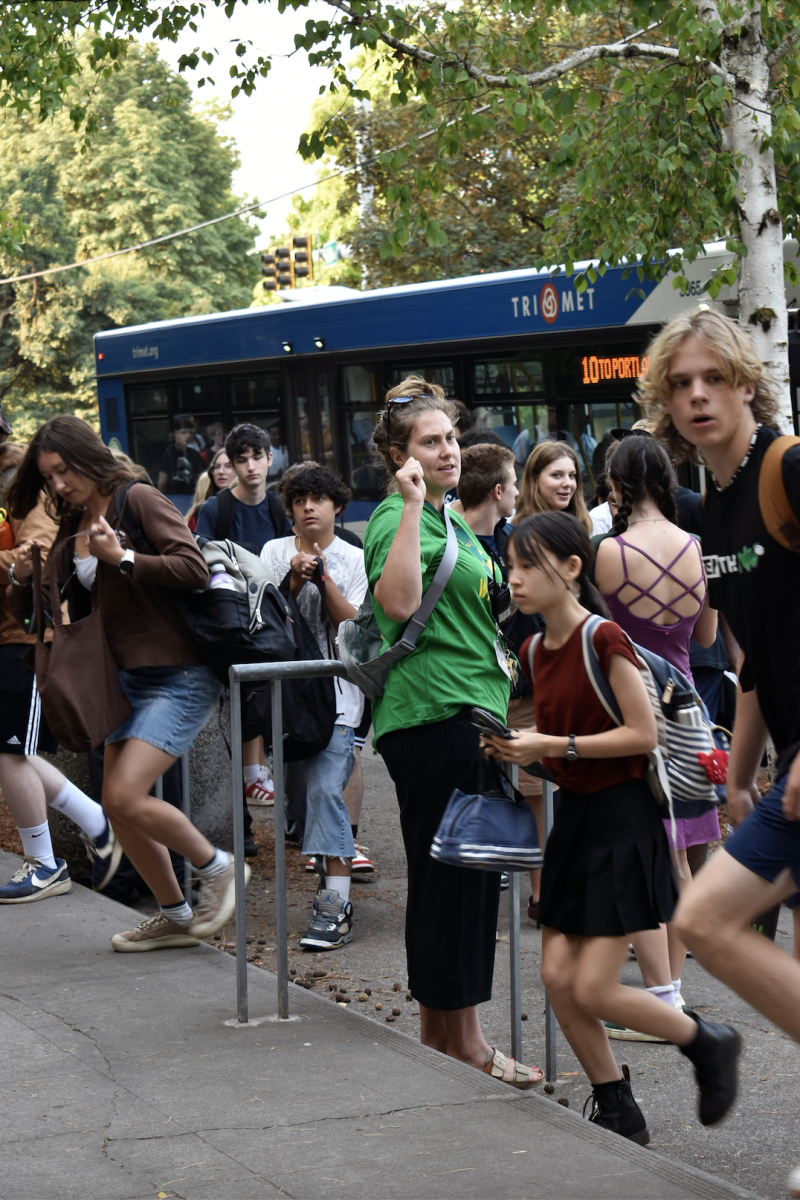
385, 394, 438, 440
610, 427, 653, 441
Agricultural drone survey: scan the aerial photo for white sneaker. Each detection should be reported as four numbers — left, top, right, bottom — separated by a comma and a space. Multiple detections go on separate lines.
352, 844, 375, 874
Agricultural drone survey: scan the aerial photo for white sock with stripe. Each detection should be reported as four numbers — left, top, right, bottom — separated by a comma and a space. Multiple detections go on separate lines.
18, 823, 57, 870
48, 779, 106, 839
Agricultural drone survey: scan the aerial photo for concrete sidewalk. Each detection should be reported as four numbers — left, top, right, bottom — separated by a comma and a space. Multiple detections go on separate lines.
0, 848, 755, 1200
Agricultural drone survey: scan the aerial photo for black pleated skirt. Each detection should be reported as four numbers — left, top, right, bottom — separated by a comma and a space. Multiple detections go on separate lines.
379, 710, 500, 1011
539, 779, 678, 937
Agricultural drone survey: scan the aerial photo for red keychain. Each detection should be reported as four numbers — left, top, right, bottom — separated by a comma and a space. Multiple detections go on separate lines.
0, 506, 14, 552
697, 749, 729, 785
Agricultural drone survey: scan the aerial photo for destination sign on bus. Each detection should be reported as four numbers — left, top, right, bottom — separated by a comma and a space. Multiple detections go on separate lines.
581, 353, 650, 385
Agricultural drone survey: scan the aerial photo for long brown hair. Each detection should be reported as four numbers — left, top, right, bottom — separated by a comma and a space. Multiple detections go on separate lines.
513, 441, 592, 533
7, 415, 140, 521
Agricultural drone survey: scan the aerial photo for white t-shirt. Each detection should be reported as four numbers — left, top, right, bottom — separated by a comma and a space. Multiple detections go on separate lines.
260, 534, 368, 728
590, 501, 613, 536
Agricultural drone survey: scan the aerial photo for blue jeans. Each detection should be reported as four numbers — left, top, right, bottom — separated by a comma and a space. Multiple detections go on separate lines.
301, 724, 356, 861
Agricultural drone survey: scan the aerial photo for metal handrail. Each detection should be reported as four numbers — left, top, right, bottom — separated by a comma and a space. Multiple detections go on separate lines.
226, 658, 557, 1077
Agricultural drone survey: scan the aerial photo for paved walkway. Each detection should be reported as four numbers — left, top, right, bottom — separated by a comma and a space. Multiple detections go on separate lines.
0, 848, 755, 1200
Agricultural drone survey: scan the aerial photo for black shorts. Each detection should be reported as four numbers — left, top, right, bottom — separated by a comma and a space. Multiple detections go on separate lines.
0, 645, 58, 757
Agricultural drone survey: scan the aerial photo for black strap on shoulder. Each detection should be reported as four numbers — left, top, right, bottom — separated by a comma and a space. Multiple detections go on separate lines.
114, 479, 156, 555
214, 487, 237, 541
267, 489, 287, 536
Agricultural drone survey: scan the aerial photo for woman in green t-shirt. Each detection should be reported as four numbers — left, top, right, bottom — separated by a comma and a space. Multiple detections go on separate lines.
364, 377, 542, 1089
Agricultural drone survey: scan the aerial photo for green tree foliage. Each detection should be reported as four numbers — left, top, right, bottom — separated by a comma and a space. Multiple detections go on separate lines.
6, 1, 800, 417
0, 40, 259, 439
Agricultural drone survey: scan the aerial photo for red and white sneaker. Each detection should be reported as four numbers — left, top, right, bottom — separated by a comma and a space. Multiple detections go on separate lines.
352, 844, 375, 875
305, 857, 320, 873
244, 778, 274, 807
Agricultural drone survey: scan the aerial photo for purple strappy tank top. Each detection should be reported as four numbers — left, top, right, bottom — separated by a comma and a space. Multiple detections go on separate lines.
600, 534, 705, 683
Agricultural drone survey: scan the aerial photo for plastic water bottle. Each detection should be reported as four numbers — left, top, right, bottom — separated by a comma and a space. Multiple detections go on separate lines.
209, 563, 236, 591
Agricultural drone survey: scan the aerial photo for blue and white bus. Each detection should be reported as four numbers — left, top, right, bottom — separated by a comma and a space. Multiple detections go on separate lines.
94, 241, 800, 516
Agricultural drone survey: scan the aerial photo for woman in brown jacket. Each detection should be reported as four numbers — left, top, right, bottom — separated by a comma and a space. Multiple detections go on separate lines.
7, 416, 249, 951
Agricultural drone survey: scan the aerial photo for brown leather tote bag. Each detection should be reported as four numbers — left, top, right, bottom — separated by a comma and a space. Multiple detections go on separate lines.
30, 541, 133, 753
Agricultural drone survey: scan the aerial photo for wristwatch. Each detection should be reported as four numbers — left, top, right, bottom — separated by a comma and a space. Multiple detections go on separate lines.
565, 734, 579, 762
118, 548, 135, 576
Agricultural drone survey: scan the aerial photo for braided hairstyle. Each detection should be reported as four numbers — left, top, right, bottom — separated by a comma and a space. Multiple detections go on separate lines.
606, 435, 677, 535
508, 511, 610, 618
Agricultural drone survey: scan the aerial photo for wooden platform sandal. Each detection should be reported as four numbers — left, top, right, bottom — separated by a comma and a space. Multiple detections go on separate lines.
483, 1048, 543, 1089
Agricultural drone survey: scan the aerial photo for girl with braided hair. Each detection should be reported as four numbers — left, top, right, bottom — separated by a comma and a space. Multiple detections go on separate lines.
594, 434, 718, 1036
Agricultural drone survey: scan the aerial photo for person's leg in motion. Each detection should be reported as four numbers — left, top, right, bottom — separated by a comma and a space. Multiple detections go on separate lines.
299, 726, 356, 951
25, 755, 122, 891
102, 739, 250, 951
676, 849, 800, 1039
543, 927, 741, 1135
0, 754, 71, 902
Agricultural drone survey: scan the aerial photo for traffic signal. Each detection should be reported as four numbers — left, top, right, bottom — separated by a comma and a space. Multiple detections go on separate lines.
260, 252, 277, 291
275, 246, 293, 288
292, 235, 313, 282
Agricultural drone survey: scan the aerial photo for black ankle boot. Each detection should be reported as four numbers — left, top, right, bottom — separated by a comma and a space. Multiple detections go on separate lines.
678, 1011, 742, 1126
583, 1064, 650, 1145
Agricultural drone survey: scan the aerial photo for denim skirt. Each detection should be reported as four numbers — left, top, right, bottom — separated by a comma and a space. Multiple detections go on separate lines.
105, 665, 221, 757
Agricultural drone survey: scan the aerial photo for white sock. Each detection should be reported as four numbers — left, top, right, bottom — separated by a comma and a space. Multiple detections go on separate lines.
48, 779, 106, 839
195, 848, 230, 877
161, 899, 193, 926
325, 875, 351, 902
672, 978, 683, 1000
18, 823, 57, 869
647, 983, 675, 1006
243, 765, 260, 785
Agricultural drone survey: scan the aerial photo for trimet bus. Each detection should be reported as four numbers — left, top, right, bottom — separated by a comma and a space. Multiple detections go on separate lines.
94, 241, 800, 516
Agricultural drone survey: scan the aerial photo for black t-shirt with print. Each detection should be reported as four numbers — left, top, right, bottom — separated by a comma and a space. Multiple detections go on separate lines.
701, 425, 800, 775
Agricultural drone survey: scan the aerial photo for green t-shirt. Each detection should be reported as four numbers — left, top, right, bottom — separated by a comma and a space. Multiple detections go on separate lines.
363, 494, 512, 743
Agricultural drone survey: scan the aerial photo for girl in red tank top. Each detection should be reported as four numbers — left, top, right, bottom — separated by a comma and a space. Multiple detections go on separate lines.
481, 511, 741, 1145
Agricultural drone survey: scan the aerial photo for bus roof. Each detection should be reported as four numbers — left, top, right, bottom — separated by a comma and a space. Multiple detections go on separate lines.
93, 241, 752, 378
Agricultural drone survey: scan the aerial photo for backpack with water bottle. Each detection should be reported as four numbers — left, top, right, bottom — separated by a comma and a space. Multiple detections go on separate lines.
528, 614, 730, 825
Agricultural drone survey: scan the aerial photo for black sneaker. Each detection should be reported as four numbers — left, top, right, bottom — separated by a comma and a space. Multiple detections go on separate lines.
679, 1011, 742, 1126
583, 1064, 649, 1145
299, 889, 353, 951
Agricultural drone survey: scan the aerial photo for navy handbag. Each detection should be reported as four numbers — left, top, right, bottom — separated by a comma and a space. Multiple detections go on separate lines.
431, 763, 544, 872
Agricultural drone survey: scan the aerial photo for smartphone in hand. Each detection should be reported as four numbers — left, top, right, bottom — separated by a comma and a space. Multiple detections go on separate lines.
470, 706, 514, 740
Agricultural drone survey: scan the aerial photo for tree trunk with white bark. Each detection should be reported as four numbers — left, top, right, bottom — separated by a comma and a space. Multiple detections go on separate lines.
720, 10, 792, 429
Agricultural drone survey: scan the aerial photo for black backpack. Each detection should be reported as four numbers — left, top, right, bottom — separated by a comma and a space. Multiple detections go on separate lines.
243, 571, 337, 761
112, 481, 297, 685
213, 486, 287, 554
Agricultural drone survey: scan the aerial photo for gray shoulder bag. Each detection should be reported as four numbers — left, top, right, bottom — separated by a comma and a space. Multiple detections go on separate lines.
337, 505, 459, 699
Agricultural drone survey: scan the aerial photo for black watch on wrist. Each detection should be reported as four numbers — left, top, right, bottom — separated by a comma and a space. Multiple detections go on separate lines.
565, 734, 579, 762
118, 549, 135, 576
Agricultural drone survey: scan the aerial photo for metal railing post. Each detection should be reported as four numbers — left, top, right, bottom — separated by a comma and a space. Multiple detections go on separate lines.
271, 678, 289, 1019
154, 775, 163, 800
543, 778, 557, 1081
229, 675, 248, 1023
180, 752, 192, 906
507, 762, 523, 1061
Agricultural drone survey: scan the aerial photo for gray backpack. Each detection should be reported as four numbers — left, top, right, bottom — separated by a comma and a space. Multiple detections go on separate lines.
337, 506, 458, 699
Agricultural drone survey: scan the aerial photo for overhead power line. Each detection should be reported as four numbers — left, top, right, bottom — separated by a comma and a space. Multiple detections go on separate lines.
0, 102, 491, 287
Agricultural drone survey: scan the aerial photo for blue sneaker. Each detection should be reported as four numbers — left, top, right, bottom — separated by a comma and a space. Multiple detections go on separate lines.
0, 857, 72, 903
81, 819, 123, 892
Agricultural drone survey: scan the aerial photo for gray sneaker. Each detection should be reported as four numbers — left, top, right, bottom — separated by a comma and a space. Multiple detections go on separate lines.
190, 854, 251, 938
111, 911, 201, 952
299, 889, 354, 951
